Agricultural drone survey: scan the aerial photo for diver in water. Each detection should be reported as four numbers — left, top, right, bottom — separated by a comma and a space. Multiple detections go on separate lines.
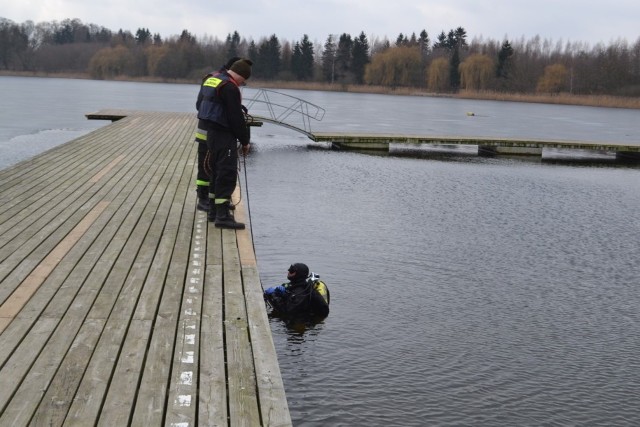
264, 263, 330, 320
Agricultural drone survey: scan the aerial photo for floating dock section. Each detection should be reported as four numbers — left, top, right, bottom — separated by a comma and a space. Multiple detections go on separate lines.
0, 110, 291, 426
311, 132, 640, 162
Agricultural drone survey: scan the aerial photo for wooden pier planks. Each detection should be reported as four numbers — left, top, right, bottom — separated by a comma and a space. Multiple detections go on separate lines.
0, 110, 291, 426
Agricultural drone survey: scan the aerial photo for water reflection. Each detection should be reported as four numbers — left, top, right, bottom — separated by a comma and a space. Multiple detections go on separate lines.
248, 127, 640, 426
266, 299, 330, 335
269, 314, 328, 339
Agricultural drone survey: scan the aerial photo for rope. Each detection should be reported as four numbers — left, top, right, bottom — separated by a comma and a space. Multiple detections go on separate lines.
204, 150, 212, 177
239, 145, 265, 292
241, 154, 257, 255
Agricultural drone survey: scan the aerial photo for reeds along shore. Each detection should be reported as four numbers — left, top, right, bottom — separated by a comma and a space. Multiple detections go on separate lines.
254, 81, 640, 109
3, 70, 640, 110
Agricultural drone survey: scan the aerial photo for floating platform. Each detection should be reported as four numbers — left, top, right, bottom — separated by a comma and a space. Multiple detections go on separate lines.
311, 132, 640, 162
0, 110, 290, 426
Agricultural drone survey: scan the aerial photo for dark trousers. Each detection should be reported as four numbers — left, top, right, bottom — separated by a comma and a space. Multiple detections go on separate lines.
196, 141, 209, 197
206, 127, 238, 202
195, 120, 210, 197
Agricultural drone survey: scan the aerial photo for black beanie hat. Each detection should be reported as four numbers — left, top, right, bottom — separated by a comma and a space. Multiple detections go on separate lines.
224, 56, 241, 70
230, 59, 252, 79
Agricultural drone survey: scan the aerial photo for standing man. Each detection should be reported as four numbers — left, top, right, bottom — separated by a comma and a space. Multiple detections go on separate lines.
194, 56, 240, 212
196, 58, 252, 229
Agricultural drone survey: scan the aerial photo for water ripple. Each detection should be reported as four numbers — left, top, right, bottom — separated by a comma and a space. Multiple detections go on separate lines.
250, 124, 640, 426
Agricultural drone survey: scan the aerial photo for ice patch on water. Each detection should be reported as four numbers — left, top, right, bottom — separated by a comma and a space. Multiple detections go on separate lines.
0, 126, 103, 170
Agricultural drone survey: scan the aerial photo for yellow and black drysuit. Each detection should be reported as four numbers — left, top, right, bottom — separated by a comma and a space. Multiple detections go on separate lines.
264, 263, 330, 320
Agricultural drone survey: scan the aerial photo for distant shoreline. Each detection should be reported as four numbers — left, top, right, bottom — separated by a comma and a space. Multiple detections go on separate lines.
3, 70, 640, 110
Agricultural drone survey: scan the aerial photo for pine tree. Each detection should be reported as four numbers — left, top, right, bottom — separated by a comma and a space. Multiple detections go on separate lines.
336, 33, 353, 82
321, 34, 337, 83
408, 32, 417, 47
291, 42, 303, 78
450, 45, 461, 90
454, 27, 468, 48
433, 31, 447, 49
418, 30, 430, 60
351, 32, 370, 84
300, 34, 314, 80
135, 28, 151, 45
255, 34, 281, 79
225, 31, 240, 59
496, 40, 514, 78
248, 40, 258, 64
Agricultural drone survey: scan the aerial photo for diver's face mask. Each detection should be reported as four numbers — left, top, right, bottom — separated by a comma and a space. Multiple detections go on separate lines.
287, 265, 296, 280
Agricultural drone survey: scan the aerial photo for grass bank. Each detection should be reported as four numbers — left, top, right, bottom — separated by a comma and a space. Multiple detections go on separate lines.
3, 70, 639, 110
455, 90, 640, 110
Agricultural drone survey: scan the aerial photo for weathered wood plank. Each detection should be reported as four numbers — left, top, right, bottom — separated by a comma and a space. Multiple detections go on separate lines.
1, 315, 102, 425
0, 201, 108, 333
242, 266, 292, 427
0, 113, 187, 367
198, 229, 228, 426
234, 196, 291, 426
132, 153, 200, 426
160, 205, 204, 426
68, 115, 193, 424
0, 121, 125, 195
0, 113, 193, 425
3, 115, 182, 340
0, 111, 292, 426
0, 318, 58, 415
99, 119, 194, 424
0, 161, 144, 364
30, 319, 106, 426
0, 116, 146, 237
0, 116, 169, 299
31, 113, 195, 424
223, 228, 261, 426
96, 319, 153, 427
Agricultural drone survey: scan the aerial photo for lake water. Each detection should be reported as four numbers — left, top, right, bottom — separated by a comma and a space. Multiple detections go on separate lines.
2, 76, 640, 426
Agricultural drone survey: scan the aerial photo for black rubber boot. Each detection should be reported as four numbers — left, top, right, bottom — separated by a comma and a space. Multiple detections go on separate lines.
207, 203, 217, 222
196, 187, 210, 211
197, 196, 210, 212
214, 202, 245, 229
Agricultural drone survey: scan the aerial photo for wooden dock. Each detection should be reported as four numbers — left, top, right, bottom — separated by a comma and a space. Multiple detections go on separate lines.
0, 110, 291, 426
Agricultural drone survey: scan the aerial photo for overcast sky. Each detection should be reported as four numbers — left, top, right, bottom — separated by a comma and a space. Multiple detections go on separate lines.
2, 0, 639, 47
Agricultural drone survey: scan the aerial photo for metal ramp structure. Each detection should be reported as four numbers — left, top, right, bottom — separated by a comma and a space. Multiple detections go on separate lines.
243, 88, 325, 139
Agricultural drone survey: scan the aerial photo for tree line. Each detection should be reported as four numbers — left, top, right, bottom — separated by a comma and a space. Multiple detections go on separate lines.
2, 17, 640, 96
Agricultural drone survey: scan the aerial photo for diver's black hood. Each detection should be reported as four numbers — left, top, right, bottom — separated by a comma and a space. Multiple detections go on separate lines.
288, 263, 309, 283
